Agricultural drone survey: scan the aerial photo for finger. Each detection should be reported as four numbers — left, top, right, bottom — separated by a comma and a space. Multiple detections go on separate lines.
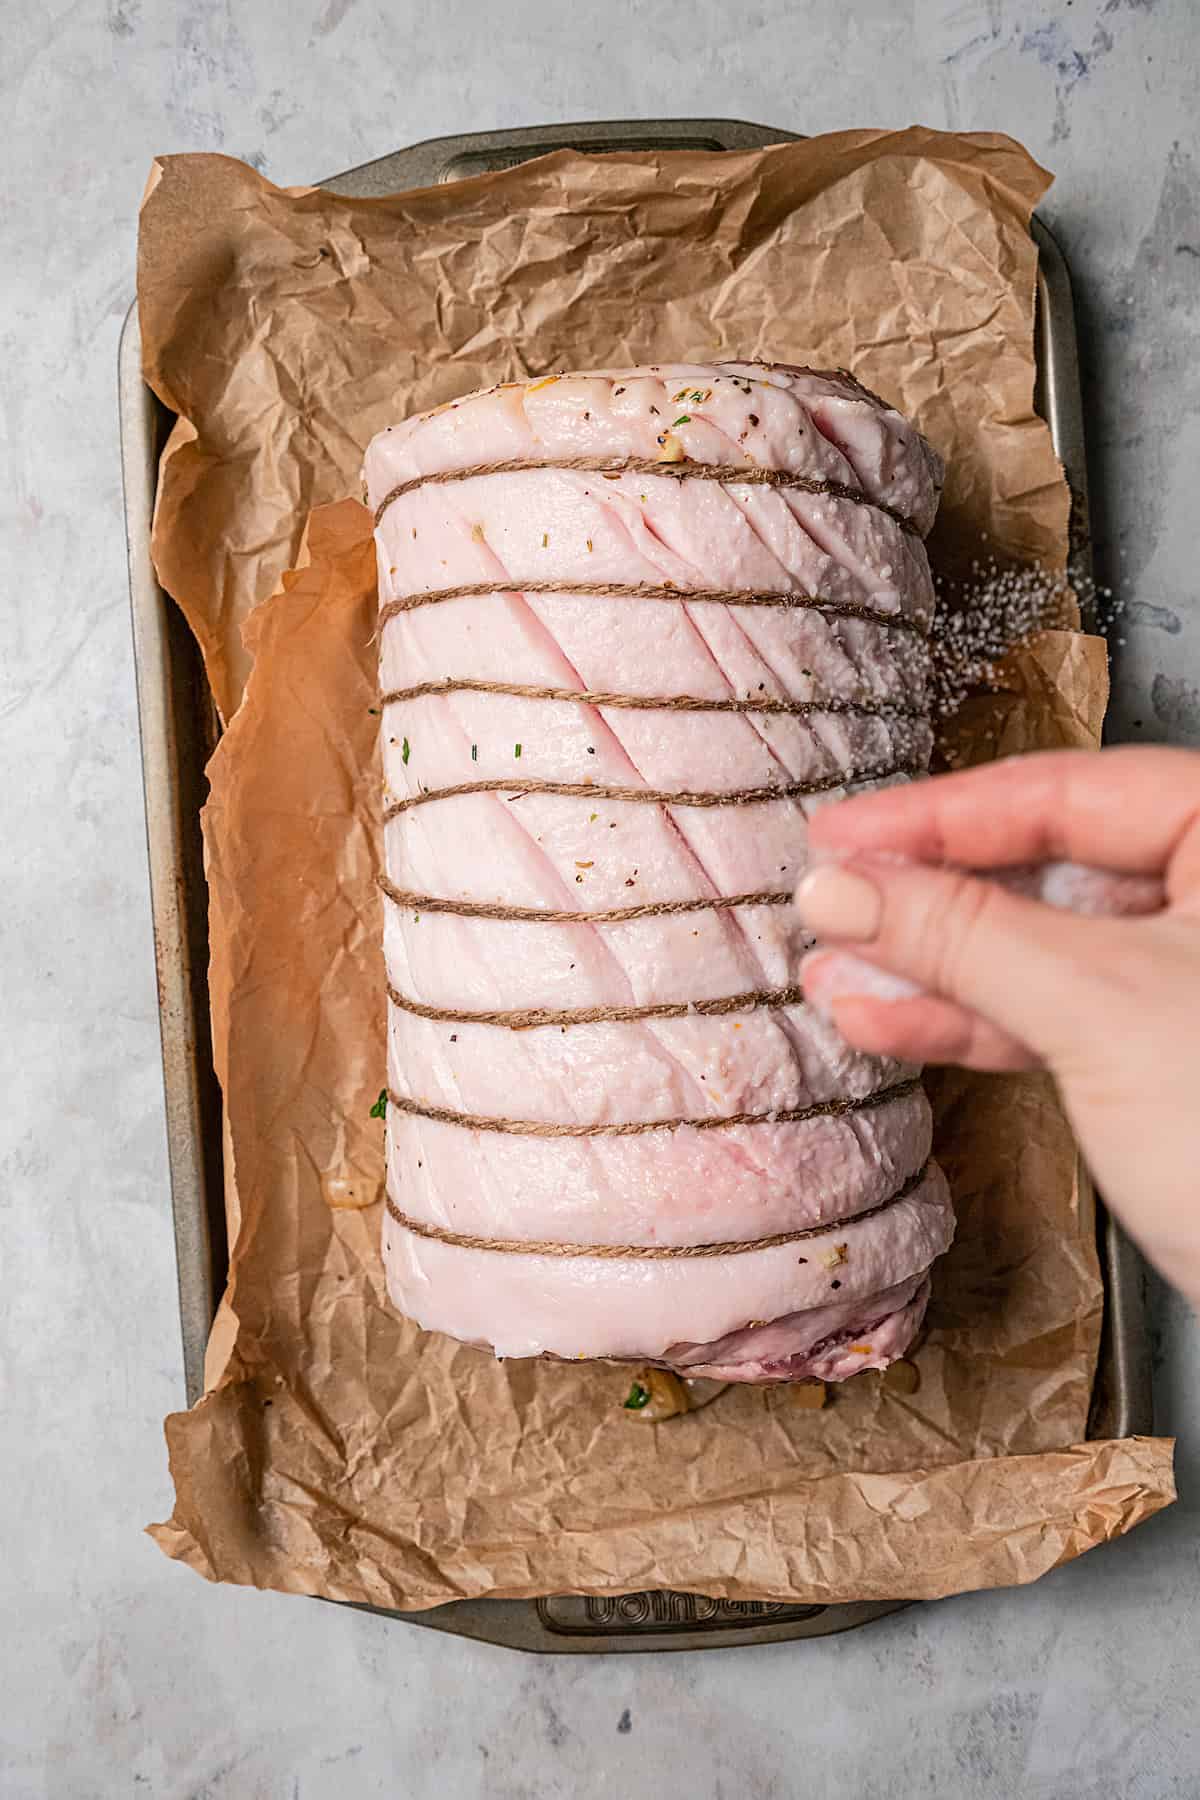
1002, 862, 1165, 917
808, 747, 1200, 886
800, 950, 1038, 1071
795, 856, 1119, 1060
827, 994, 1040, 1072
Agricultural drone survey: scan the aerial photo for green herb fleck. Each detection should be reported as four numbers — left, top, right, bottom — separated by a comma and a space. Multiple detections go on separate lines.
471, 744, 478, 762
401, 736, 410, 764
623, 1381, 651, 1412
672, 414, 691, 427
367, 706, 378, 715
514, 743, 522, 759
369, 1089, 387, 1120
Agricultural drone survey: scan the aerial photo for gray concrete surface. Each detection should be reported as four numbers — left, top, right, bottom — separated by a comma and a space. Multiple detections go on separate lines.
3, 1, 1198, 1794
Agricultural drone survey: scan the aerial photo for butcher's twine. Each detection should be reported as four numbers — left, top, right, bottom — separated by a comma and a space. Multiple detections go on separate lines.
376, 872, 793, 923
380, 677, 929, 719
381, 762, 920, 822
378, 579, 930, 637
383, 1159, 932, 1258
372, 450, 933, 1259
371, 455, 923, 537
384, 1075, 921, 1139
385, 979, 806, 1030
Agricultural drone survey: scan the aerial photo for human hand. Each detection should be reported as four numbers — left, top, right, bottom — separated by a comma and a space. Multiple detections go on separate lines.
794, 747, 1200, 1305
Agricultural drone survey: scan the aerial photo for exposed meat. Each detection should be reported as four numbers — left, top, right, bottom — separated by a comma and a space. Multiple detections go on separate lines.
664, 1273, 934, 1383
364, 363, 952, 1379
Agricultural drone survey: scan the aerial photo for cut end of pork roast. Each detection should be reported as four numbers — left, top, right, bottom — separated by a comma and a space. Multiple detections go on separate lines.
363, 362, 951, 1382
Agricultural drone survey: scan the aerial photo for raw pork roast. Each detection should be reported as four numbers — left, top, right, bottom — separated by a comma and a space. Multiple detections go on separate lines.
364, 363, 953, 1382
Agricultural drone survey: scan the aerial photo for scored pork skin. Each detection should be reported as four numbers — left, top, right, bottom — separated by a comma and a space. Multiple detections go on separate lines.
365, 363, 950, 1378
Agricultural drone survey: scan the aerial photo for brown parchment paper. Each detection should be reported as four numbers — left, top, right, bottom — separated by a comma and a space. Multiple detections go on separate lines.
143, 128, 1076, 720
143, 132, 1174, 1608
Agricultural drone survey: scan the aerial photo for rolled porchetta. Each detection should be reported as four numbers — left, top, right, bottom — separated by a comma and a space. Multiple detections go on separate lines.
364, 362, 953, 1382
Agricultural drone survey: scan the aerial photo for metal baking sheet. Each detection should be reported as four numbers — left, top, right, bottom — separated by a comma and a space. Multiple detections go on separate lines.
119, 117, 1151, 1655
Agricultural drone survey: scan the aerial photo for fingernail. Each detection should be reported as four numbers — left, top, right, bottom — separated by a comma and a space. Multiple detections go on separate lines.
801, 951, 923, 1022
795, 865, 883, 941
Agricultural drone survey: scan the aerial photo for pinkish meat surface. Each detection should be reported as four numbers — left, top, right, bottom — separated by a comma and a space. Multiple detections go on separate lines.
364, 363, 951, 1378
380, 1166, 952, 1361
667, 1274, 934, 1383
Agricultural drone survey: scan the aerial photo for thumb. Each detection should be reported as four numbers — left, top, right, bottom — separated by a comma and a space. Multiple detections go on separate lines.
794, 857, 1118, 1062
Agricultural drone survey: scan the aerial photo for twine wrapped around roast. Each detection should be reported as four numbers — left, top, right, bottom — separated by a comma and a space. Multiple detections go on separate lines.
364, 363, 955, 1383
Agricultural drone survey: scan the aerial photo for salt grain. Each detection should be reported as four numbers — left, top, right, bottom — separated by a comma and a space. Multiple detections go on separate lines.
928, 557, 1119, 730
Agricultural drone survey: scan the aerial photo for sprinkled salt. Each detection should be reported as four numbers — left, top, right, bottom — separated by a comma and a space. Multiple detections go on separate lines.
928, 556, 1119, 729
